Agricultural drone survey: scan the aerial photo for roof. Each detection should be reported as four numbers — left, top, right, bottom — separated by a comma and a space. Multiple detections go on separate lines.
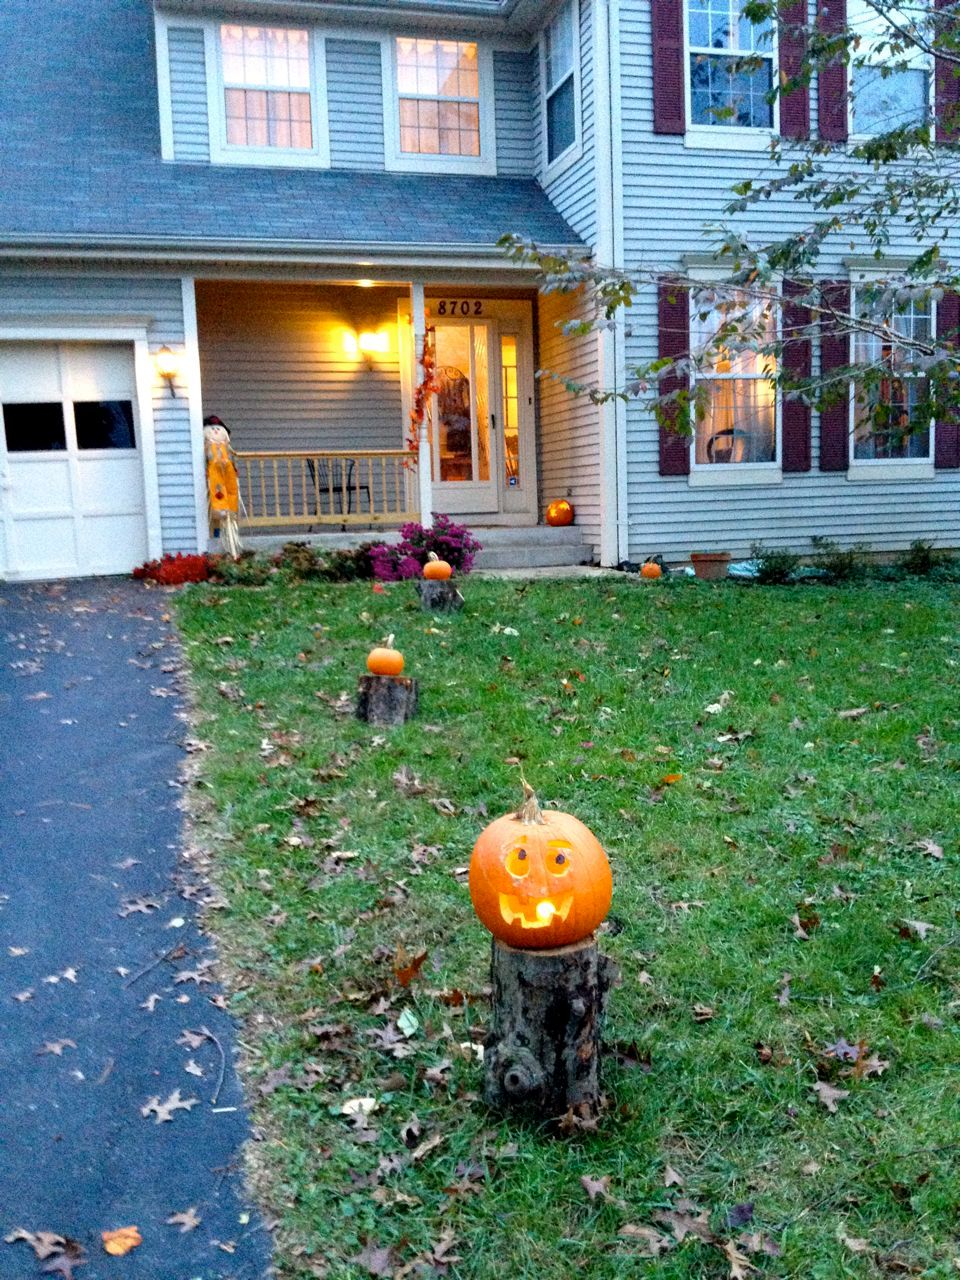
0, 0, 580, 260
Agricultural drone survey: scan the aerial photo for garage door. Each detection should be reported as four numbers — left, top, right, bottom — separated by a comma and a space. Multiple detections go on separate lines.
0, 343, 148, 580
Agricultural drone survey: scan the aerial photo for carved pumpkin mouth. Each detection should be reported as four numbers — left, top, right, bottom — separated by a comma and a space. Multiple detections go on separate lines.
498, 893, 574, 930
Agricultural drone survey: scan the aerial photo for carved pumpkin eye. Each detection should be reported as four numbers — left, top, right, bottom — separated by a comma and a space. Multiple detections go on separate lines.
546, 841, 573, 876
505, 847, 530, 878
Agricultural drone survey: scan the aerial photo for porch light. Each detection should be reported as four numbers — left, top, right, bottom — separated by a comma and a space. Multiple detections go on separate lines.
154, 345, 181, 397
358, 330, 389, 355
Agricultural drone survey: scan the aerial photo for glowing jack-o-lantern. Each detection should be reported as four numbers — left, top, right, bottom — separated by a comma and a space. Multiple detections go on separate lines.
468, 783, 612, 949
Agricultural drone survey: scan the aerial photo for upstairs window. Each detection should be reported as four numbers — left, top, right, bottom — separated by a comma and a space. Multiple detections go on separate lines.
396, 39, 481, 157
848, 0, 931, 136
220, 24, 313, 151
687, 0, 775, 128
851, 291, 933, 461
543, 1, 580, 166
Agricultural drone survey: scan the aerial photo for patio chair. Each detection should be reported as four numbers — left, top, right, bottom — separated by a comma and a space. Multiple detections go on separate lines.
306, 456, 371, 518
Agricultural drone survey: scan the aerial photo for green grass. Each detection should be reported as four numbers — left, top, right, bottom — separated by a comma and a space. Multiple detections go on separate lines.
174, 574, 960, 1280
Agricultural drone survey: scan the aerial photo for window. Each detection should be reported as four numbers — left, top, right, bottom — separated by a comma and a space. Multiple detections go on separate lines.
848, 0, 931, 136
691, 291, 778, 466
500, 334, 521, 485
74, 401, 136, 450
851, 291, 933, 461
2, 403, 66, 452
687, 0, 775, 129
396, 39, 480, 157
543, 2, 580, 166
217, 24, 321, 158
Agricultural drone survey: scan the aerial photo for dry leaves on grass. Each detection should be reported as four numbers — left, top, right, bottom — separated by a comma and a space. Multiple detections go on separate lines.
812, 1080, 850, 1112
618, 1223, 673, 1257
581, 1175, 626, 1207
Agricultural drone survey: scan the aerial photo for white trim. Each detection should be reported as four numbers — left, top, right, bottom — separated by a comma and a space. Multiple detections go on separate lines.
539, 0, 583, 184
0, 322, 149, 342
133, 339, 165, 560
205, 20, 330, 168
155, 14, 176, 162
592, 0, 618, 566
381, 36, 497, 175
689, 464, 784, 486
682, 0, 779, 143
180, 277, 209, 552
684, 126, 776, 151
847, 461, 935, 481
411, 281, 433, 522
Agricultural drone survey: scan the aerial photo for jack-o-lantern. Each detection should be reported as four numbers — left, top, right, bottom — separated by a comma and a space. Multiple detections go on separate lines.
545, 499, 574, 527
423, 552, 453, 581
469, 782, 612, 949
367, 635, 404, 677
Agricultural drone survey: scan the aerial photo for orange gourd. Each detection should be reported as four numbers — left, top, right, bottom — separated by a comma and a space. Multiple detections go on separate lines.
367, 635, 404, 677
468, 783, 612, 949
641, 561, 662, 580
545, 499, 574, 527
423, 552, 453, 581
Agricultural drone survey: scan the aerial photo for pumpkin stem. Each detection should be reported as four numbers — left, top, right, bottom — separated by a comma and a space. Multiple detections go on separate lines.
426, 552, 439, 562
385, 633, 395, 648
515, 778, 545, 825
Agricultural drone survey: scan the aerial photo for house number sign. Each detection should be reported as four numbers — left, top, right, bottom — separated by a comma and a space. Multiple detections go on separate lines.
435, 299, 484, 316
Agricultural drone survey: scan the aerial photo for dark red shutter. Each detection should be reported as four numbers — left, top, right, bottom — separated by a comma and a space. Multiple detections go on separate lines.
935, 0, 960, 144
781, 281, 812, 470
935, 290, 960, 467
658, 280, 691, 476
819, 281, 851, 471
653, 0, 686, 135
779, 0, 811, 139
817, 0, 848, 142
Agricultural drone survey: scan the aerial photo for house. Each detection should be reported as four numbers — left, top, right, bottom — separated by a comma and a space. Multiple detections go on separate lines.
0, 0, 957, 582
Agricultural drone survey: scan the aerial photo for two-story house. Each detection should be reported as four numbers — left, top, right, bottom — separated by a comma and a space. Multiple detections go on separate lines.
0, 0, 957, 581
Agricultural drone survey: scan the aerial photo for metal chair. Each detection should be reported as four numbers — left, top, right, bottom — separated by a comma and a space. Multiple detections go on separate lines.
306, 456, 371, 516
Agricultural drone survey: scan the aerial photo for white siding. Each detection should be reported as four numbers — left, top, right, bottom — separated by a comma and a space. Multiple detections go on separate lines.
168, 27, 210, 163
328, 39, 386, 170
617, 2, 960, 558
0, 273, 196, 553
537, 288, 602, 555
536, 0, 597, 244
195, 281, 405, 452
494, 50, 535, 176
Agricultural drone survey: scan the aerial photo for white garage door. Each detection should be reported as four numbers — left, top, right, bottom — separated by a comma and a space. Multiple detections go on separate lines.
0, 343, 149, 580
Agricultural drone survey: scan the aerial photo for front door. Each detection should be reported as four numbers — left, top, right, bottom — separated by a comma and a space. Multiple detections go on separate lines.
430, 320, 498, 514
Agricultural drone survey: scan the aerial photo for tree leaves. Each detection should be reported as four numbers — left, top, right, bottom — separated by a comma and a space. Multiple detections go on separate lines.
812, 1081, 850, 1112
101, 1227, 141, 1256
140, 1089, 199, 1123
165, 1208, 201, 1233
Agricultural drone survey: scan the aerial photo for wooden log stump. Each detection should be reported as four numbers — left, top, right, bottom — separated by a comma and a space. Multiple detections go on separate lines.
484, 935, 618, 1118
416, 580, 464, 612
356, 674, 419, 726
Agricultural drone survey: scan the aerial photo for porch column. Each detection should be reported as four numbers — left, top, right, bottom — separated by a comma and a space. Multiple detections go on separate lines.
411, 279, 433, 526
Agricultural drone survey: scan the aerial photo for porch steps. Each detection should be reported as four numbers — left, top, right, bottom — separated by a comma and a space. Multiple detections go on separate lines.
472, 527, 593, 572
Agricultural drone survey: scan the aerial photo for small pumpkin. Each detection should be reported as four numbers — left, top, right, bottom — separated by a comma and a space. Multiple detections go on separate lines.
423, 552, 453, 581
545, 499, 574, 527
468, 782, 612, 949
641, 561, 662, 580
367, 634, 404, 677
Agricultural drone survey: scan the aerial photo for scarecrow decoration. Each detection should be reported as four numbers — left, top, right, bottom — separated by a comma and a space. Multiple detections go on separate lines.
203, 418, 242, 558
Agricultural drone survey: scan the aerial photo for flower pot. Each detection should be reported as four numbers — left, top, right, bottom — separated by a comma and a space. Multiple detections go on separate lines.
690, 551, 732, 581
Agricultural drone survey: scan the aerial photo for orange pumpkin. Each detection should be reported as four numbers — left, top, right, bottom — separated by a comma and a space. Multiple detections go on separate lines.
545, 499, 574, 527
641, 561, 662, 580
469, 783, 612, 949
367, 635, 404, 677
423, 552, 453, 581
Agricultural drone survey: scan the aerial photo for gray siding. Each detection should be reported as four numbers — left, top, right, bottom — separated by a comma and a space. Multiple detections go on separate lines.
494, 50, 535, 176
616, 1, 960, 558
536, 0, 597, 244
328, 39, 386, 171
195, 281, 405, 452
537, 288, 602, 555
0, 272, 196, 553
168, 27, 210, 163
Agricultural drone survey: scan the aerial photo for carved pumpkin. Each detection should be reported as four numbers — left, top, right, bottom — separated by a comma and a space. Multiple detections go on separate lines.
641, 561, 662, 580
545, 499, 574, 527
367, 635, 404, 677
469, 783, 612, 949
423, 552, 453, 581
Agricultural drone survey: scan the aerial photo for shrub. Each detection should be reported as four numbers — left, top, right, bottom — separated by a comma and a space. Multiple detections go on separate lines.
210, 552, 273, 586
274, 541, 326, 580
897, 539, 948, 577
370, 515, 482, 581
133, 552, 211, 585
810, 536, 870, 582
750, 541, 800, 585
314, 544, 376, 582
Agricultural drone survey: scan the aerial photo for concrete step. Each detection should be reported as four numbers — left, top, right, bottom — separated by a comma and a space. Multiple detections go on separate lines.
472, 525, 585, 547
474, 542, 592, 570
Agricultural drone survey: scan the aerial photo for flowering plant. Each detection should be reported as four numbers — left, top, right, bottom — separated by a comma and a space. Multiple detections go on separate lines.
370, 516, 482, 581
133, 552, 211, 585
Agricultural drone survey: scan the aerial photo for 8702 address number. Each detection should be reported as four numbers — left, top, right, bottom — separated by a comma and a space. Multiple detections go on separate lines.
436, 300, 483, 316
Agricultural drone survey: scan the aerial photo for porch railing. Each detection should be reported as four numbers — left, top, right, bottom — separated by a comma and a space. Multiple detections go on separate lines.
234, 450, 418, 528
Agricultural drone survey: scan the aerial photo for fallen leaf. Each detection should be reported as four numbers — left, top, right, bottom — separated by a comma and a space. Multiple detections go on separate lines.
738, 1231, 782, 1257
184, 1058, 204, 1077
410, 1132, 444, 1163
693, 1003, 716, 1022
664, 1165, 685, 1187
914, 838, 943, 860
837, 706, 869, 720
812, 1081, 849, 1113
101, 1227, 141, 1257
37, 1040, 77, 1057
618, 1224, 673, 1257
725, 1203, 755, 1229
4, 1229, 67, 1260
41, 1252, 85, 1280
653, 1208, 716, 1243
393, 948, 428, 988
722, 1238, 758, 1278
118, 897, 161, 918
165, 1208, 201, 1233
705, 691, 734, 714
140, 1089, 199, 1123
13, 989, 33, 1002
341, 1096, 380, 1117
349, 1242, 394, 1277
176, 1029, 207, 1050
901, 919, 936, 941
581, 1174, 618, 1203
837, 1225, 871, 1253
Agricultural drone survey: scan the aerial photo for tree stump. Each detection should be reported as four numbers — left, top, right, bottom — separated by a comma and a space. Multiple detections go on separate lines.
484, 935, 618, 1118
355, 674, 419, 726
416, 580, 464, 612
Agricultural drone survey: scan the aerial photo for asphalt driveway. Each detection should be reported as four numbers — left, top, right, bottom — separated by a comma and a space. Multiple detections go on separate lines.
0, 578, 273, 1280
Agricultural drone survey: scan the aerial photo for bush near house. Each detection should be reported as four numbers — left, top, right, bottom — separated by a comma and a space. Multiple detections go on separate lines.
370, 515, 482, 580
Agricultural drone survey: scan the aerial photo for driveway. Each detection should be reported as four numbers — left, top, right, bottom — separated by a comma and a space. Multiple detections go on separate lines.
0, 578, 273, 1280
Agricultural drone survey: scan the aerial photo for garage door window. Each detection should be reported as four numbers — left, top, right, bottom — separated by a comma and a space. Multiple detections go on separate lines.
2, 403, 66, 452
74, 400, 136, 450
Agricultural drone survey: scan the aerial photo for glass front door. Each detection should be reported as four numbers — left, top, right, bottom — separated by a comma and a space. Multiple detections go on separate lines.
430, 321, 499, 513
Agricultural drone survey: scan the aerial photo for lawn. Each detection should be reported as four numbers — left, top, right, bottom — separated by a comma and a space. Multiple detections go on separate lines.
174, 573, 960, 1280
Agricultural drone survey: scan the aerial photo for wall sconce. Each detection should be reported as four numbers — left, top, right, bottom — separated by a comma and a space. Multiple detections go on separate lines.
155, 345, 181, 397
343, 329, 389, 368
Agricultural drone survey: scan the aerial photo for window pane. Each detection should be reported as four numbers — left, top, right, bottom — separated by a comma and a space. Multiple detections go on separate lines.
853, 379, 930, 458
224, 87, 312, 149
691, 291, 776, 373
74, 400, 136, 450
546, 1, 575, 90
852, 66, 929, 134
3, 402, 66, 452
500, 334, 521, 485
221, 24, 311, 91
434, 326, 473, 482
547, 74, 577, 161
399, 97, 479, 155
694, 379, 776, 463
690, 53, 773, 127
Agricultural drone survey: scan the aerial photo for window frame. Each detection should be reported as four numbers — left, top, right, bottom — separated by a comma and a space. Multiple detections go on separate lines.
846, 0, 934, 143
845, 277, 936, 480
206, 21, 330, 168
382, 36, 497, 175
539, 0, 583, 181
687, 273, 784, 487
682, 0, 780, 151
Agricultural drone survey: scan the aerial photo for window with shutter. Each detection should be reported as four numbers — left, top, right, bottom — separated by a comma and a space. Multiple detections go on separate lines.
541, 1, 582, 172
658, 282, 692, 475
817, 0, 848, 142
